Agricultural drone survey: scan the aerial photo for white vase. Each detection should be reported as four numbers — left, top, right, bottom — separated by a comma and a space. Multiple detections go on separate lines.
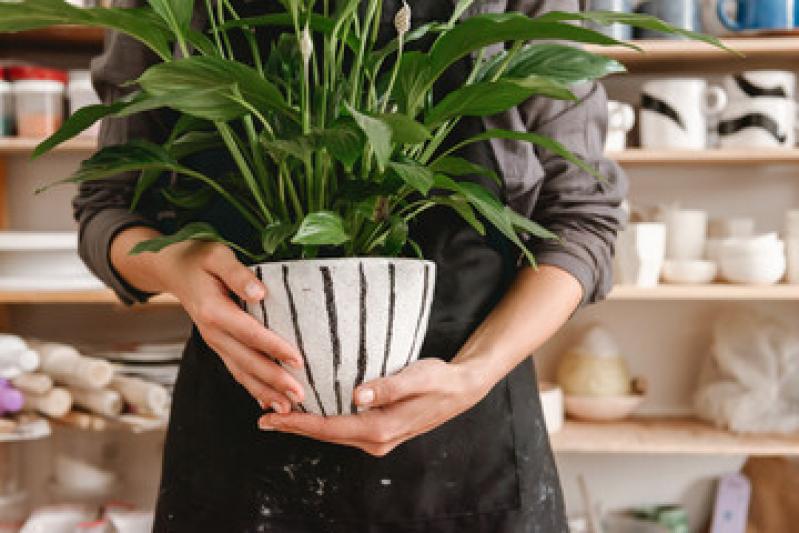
245, 258, 436, 416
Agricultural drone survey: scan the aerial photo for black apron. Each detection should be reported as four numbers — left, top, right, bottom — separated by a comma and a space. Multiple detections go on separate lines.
153, 2, 567, 531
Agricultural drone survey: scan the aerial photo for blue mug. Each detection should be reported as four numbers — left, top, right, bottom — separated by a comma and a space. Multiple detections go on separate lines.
586, 0, 632, 40
717, 0, 795, 31
635, 0, 703, 40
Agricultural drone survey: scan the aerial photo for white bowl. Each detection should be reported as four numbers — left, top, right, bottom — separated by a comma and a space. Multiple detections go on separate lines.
719, 254, 786, 284
538, 382, 563, 434
563, 393, 644, 422
720, 234, 784, 258
661, 259, 717, 284
0, 231, 94, 280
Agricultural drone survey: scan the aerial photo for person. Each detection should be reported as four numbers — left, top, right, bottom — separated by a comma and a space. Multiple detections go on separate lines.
74, 0, 627, 531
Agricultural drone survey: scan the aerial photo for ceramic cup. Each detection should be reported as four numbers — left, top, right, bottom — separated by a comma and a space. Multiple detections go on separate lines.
586, 0, 633, 40
640, 78, 727, 149
635, 0, 703, 40
786, 238, 799, 283
717, 0, 796, 31
657, 207, 708, 260
614, 222, 667, 287
702, 0, 736, 36
605, 100, 635, 151
707, 216, 755, 239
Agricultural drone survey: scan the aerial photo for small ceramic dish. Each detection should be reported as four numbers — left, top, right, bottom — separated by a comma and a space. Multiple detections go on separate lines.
563, 393, 644, 422
660, 259, 717, 284
538, 382, 564, 434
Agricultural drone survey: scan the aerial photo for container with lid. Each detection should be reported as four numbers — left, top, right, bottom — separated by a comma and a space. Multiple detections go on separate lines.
67, 71, 101, 138
8, 66, 67, 139
0, 67, 13, 138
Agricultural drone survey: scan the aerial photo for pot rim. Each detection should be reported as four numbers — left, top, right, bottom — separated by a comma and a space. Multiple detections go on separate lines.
247, 257, 436, 268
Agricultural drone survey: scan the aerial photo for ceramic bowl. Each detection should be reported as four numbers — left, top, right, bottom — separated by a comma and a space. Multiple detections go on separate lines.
538, 382, 563, 434
0, 231, 95, 280
719, 233, 784, 259
563, 393, 644, 422
660, 259, 717, 284
719, 253, 786, 285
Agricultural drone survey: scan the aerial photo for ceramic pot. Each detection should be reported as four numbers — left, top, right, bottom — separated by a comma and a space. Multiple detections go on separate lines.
245, 258, 436, 416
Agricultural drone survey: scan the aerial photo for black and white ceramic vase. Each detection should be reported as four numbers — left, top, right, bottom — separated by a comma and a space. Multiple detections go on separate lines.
245, 258, 436, 416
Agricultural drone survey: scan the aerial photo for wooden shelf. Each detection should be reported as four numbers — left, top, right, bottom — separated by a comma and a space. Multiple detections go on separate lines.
607, 148, 799, 167
550, 416, 799, 455
0, 26, 104, 50
0, 138, 96, 155
608, 284, 799, 301
0, 290, 178, 305
585, 36, 799, 73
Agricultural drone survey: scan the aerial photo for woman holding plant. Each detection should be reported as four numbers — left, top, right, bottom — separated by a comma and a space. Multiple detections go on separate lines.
69, 0, 631, 530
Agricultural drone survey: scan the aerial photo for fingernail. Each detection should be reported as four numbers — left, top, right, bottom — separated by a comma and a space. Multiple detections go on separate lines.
357, 388, 375, 405
245, 281, 264, 300
286, 391, 300, 404
258, 417, 274, 431
257, 399, 265, 410
289, 358, 304, 370
270, 401, 286, 414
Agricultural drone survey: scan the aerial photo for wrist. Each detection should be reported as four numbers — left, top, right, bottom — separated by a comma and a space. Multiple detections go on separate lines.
109, 226, 172, 295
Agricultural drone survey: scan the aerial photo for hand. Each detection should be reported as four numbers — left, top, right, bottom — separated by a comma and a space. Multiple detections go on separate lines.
151, 240, 306, 413
256, 358, 490, 456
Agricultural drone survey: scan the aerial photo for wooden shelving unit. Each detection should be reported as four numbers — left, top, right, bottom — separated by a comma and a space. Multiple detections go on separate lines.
0, 290, 178, 305
0, 26, 104, 50
608, 284, 799, 301
585, 36, 799, 73
550, 416, 799, 456
607, 147, 799, 167
0, 138, 96, 155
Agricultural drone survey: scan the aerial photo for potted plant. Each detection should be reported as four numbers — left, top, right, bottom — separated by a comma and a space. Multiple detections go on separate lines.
0, 0, 726, 415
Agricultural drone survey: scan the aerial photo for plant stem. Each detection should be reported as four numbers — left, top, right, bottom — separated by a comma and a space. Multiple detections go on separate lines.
215, 122, 273, 223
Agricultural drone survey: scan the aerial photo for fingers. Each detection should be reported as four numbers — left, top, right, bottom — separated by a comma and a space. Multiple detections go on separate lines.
201, 243, 265, 303
224, 358, 293, 414
354, 359, 446, 409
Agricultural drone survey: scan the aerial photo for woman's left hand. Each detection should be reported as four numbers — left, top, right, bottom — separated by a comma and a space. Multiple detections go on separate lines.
257, 358, 490, 456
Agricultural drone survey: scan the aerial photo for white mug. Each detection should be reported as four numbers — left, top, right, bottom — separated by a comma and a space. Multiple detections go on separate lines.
614, 222, 667, 287
718, 99, 797, 148
640, 78, 727, 149
605, 100, 635, 152
723, 70, 796, 101
657, 206, 708, 260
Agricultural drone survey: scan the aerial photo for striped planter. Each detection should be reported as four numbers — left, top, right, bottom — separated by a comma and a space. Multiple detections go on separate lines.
246, 258, 436, 416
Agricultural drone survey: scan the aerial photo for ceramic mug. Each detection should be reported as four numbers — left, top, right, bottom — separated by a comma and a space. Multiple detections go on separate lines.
640, 78, 727, 149
657, 206, 708, 261
718, 99, 797, 147
605, 100, 635, 152
723, 70, 796, 101
614, 222, 667, 287
717, 0, 796, 31
586, 0, 632, 40
635, 0, 703, 40
702, 0, 736, 36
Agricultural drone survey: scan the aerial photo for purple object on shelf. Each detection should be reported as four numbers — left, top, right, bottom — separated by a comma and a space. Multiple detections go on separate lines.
0, 381, 24, 414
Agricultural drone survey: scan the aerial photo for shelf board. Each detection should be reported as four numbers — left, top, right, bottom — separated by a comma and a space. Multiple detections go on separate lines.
0, 26, 104, 49
607, 148, 799, 167
585, 36, 799, 73
0, 290, 178, 305
608, 284, 799, 301
0, 138, 96, 155
551, 416, 799, 455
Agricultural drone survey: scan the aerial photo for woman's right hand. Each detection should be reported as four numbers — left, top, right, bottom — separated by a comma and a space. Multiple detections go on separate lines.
110, 228, 306, 414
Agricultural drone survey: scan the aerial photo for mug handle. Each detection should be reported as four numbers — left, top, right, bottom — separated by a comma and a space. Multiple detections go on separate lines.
716, 0, 741, 31
703, 85, 728, 115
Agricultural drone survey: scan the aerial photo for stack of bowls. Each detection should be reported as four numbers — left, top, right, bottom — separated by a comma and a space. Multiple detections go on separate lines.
718, 233, 786, 284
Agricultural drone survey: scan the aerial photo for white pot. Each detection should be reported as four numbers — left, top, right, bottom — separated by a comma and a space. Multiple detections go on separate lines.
246, 258, 436, 416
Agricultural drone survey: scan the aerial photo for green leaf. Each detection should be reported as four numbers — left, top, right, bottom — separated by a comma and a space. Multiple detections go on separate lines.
380, 216, 409, 256
314, 122, 364, 171
261, 137, 313, 165
130, 222, 257, 258
426, 77, 574, 127
376, 114, 431, 145
447, 129, 606, 183
221, 13, 360, 52
162, 184, 216, 210
449, 0, 479, 24
169, 131, 224, 159
387, 159, 435, 196
147, 0, 193, 45
429, 156, 498, 184
0, 0, 173, 60
345, 104, 392, 172
476, 43, 626, 86
292, 212, 351, 246
261, 221, 296, 255
393, 51, 430, 115
430, 194, 485, 236
536, 10, 737, 55
504, 206, 559, 240
136, 56, 292, 122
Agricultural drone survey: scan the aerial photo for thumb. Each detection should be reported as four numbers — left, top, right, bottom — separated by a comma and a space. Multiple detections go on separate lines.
203, 244, 265, 303
355, 361, 436, 408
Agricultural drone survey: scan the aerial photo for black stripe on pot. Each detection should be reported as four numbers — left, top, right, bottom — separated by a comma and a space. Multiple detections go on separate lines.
718, 113, 786, 144
282, 265, 326, 416
735, 74, 788, 98
407, 263, 431, 366
320, 266, 343, 414
352, 262, 369, 414
641, 93, 685, 130
255, 266, 270, 329
380, 262, 397, 378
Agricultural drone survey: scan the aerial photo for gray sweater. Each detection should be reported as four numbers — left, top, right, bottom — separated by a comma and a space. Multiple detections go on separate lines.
73, 0, 628, 306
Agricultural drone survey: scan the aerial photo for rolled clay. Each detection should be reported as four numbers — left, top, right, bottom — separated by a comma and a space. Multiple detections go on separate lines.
68, 387, 123, 417
12, 373, 54, 395
110, 375, 170, 417
28, 341, 113, 389
23, 387, 72, 418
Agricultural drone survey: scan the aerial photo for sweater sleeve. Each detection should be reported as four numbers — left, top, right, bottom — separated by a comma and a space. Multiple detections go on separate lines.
489, 0, 628, 305
72, 0, 171, 305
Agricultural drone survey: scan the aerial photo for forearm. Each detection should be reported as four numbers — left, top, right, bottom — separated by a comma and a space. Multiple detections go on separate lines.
452, 265, 583, 390
109, 226, 171, 296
